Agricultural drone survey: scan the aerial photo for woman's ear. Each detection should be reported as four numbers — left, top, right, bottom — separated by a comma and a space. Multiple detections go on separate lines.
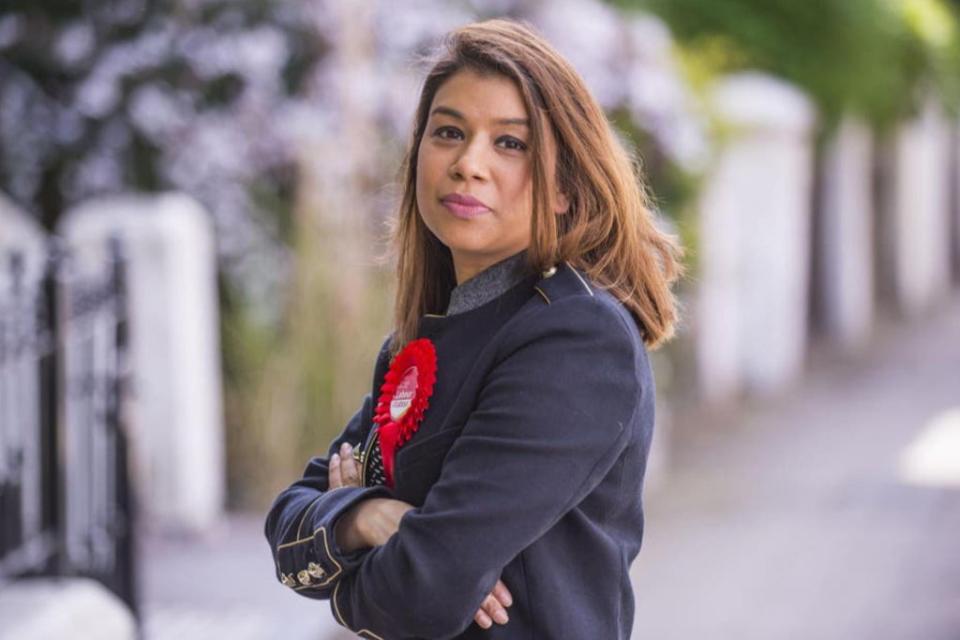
553, 188, 570, 215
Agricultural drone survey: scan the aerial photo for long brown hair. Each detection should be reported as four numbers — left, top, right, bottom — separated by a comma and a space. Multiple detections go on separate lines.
388, 17, 684, 355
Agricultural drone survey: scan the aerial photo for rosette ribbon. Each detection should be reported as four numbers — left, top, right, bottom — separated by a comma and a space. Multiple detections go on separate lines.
372, 338, 437, 487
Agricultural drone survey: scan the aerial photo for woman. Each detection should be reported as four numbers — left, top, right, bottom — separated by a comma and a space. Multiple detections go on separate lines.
264, 17, 683, 639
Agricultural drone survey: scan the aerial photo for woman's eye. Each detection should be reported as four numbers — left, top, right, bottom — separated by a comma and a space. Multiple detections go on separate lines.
498, 137, 528, 152
431, 127, 526, 152
433, 126, 462, 140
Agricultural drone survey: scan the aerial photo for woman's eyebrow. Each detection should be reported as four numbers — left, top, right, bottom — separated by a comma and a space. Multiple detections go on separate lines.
431, 105, 529, 127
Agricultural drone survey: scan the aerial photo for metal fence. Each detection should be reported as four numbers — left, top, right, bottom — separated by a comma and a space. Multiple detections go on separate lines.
0, 237, 136, 616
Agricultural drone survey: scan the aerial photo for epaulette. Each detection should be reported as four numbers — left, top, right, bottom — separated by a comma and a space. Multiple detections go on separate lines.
532, 261, 596, 306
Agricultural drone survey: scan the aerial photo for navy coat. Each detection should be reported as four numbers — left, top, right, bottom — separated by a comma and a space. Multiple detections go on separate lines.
264, 261, 656, 639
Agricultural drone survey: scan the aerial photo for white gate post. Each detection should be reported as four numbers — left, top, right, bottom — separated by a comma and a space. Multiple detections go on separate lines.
817, 116, 875, 351
887, 95, 954, 316
61, 192, 224, 534
697, 73, 816, 399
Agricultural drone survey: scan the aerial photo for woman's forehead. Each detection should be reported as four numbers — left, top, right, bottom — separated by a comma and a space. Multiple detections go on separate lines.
430, 70, 529, 123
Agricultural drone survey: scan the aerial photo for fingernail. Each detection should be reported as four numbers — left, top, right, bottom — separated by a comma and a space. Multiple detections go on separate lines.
503, 594, 513, 607
331, 453, 339, 461
494, 611, 508, 624
479, 617, 491, 629
342, 443, 352, 454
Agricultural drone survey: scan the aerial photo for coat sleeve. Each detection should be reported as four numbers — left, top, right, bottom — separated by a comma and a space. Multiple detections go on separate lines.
263, 337, 395, 599
330, 296, 643, 639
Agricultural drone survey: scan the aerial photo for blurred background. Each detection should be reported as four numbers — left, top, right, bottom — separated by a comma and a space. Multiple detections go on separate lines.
1, 0, 959, 638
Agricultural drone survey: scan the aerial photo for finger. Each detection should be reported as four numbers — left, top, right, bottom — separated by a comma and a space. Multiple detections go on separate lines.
492, 579, 513, 607
481, 593, 509, 625
474, 608, 493, 629
339, 442, 360, 486
328, 453, 342, 489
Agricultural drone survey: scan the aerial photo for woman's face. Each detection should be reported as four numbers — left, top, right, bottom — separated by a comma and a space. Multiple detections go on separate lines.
416, 69, 566, 284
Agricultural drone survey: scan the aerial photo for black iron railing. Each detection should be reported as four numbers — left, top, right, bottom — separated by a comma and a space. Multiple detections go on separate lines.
0, 238, 136, 616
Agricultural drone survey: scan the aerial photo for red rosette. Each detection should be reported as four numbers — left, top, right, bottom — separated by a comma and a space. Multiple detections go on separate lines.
372, 338, 437, 487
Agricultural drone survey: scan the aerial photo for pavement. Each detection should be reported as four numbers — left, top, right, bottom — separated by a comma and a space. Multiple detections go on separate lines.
631, 293, 960, 640
141, 516, 352, 640
142, 293, 960, 640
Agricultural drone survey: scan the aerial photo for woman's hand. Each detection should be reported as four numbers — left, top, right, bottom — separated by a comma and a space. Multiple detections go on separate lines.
329, 441, 512, 628
328, 441, 362, 489
342, 497, 415, 547
474, 579, 512, 629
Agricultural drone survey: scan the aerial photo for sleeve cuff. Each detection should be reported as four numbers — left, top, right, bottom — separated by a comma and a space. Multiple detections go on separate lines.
275, 485, 392, 595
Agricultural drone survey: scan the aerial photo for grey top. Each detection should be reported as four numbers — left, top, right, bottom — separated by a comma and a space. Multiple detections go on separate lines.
444, 249, 530, 316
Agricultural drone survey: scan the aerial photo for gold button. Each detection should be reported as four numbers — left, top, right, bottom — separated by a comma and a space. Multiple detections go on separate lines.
307, 562, 325, 579
281, 573, 297, 588
542, 265, 557, 278
297, 570, 312, 586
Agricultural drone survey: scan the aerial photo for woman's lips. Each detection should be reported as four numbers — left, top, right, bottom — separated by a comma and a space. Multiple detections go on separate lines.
440, 192, 490, 219
441, 199, 490, 219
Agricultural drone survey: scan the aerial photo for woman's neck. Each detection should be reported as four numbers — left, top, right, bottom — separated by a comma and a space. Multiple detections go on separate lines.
452, 248, 527, 286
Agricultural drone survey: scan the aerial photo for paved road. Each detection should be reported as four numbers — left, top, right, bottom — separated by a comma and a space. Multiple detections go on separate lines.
143, 294, 960, 639
632, 293, 960, 640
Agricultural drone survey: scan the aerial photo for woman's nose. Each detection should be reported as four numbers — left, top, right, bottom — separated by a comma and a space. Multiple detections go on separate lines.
448, 138, 489, 181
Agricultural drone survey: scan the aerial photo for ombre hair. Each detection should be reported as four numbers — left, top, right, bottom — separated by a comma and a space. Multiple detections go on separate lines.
387, 17, 684, 356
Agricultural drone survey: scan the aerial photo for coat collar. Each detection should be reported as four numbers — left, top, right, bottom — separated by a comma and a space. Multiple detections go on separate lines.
445, 249, 529, 316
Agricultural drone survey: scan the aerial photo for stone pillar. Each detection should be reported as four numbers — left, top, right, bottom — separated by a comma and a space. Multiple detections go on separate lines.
697, 73, 816, 400
60, 192, 224, 533
816, 116, 875, 351
885, 95, 954, 316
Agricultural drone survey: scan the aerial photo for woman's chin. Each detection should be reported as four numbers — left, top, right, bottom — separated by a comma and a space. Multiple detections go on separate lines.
446, 239, 502, 258
433, 231, 492, 256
